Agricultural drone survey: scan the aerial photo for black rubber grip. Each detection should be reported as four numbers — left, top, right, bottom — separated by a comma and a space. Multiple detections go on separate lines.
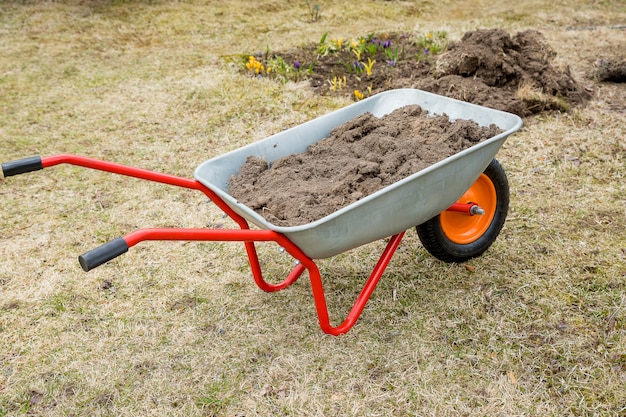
1, 156, 43, 177
78, 238, 129, 272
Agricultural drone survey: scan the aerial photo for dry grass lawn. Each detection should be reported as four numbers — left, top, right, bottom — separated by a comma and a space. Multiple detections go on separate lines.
1, 1, 625, 416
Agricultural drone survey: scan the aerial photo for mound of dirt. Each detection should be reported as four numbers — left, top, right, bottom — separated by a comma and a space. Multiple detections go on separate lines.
414, 29, 592, 115
228, 105, 503, 226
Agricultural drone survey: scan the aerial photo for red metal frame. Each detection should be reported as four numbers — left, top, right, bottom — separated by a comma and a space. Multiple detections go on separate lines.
36, 154, 464, 335
446, 202, 477, 215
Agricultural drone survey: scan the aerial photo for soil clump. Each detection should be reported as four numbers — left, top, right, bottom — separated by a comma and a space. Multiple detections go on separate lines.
414, 29, 591, 115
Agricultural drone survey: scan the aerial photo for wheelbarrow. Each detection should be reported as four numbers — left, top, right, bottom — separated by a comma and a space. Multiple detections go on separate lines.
1, 89, 522, 335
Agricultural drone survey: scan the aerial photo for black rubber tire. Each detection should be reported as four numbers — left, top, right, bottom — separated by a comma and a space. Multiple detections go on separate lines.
416, 159, 509, 263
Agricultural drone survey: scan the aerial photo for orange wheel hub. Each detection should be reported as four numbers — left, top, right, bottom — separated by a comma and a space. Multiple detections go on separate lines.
440, 174, 497, 244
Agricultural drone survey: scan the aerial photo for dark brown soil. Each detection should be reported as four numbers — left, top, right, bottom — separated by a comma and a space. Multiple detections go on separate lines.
593, 58, 626, 82
262, 28, 591, 116
228, 105, 502, 226
415, 30, 592, 115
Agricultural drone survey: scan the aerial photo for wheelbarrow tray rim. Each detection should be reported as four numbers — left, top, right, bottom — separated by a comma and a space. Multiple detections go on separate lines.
194, 89, 522, 259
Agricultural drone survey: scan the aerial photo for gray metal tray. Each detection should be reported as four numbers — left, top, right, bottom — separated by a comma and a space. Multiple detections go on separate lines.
195, 89, 522, 259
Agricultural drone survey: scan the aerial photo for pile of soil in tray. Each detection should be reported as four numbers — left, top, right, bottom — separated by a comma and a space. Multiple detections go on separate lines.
228, 105, 503, 226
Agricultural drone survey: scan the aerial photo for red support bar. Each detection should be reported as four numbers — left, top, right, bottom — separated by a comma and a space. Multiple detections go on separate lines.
41, 154, 202, 190
446, 202, 476, 215
301, 232, 406, 336
122, 228, 279, 247
120, 228, 311, 293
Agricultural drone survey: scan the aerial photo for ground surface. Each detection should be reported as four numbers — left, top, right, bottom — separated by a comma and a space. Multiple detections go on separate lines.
229, 105, 502, 226
0, 1, 625, 416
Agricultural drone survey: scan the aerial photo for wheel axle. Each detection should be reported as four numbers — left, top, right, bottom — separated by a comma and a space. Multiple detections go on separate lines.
470, 205, 485, 215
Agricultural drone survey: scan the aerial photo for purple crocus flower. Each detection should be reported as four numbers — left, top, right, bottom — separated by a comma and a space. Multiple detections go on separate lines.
424, 48, 430, 56
294, 60, 301, 70
382, 40, 391, 48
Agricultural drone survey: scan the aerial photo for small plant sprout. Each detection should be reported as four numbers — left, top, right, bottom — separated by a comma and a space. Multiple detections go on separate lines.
266, 56, 310, 83
246, 55, 265, 75
415, 30, 448, 59
316, 33, 345, 56
328, 75, 347, 91
350, 61, 365, 75
361, 57, 375, 76
384, 46, 400, 66
350, 37, 367, 60
305, 0, 322, 22
316, 32, 330, 55
290, 59, 313, 82
365, 41, 378, 55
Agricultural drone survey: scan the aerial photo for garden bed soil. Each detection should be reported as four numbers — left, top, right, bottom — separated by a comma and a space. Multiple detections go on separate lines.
273, 28, 592, 116
228, 105, 503, 226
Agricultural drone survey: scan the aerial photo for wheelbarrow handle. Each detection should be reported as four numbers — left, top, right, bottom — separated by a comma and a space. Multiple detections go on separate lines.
78, 228, 283, 272
78, 238, 129, 272
1, 156, 43, 177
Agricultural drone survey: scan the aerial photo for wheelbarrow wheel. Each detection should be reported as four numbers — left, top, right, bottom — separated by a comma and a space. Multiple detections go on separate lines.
416, 159, 509, 263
